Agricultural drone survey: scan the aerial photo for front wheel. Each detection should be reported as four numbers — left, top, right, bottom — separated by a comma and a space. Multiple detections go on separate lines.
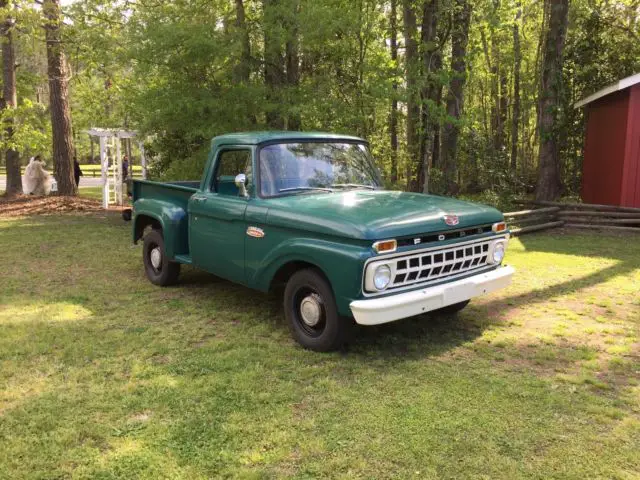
142, 229, 181, 286
284, 269, 352, 352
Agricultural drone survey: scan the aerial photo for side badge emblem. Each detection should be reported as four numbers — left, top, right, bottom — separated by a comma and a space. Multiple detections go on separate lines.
246, 226, 265, 238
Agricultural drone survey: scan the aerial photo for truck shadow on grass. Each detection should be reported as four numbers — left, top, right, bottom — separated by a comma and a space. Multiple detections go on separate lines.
172, 230, 640, 365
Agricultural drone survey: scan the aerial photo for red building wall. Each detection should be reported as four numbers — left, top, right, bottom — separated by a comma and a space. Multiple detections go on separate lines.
621, 85, 640, 207
582, 89, 629, 206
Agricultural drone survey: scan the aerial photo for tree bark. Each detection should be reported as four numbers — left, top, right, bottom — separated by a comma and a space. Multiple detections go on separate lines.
403, 0, 419, 191
263, 0, 285, 129
1, 0, 21, 196
440, 0, 471, 194
510, 4, 521, 173
389, 0, 399, 184
44, 0, 76, 196
234, 0, 251, 84
419, 0, 439, 194
535, 0, 569, 201
285, 0, 301, 130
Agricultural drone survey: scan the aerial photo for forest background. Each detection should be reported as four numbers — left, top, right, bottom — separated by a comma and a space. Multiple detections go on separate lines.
1, 0, 639, 202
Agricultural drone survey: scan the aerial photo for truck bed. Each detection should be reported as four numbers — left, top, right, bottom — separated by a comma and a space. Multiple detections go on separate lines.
132, 179, 199, 213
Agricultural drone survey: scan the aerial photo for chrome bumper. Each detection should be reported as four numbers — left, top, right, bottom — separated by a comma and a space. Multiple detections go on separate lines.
350, 265, 515, 326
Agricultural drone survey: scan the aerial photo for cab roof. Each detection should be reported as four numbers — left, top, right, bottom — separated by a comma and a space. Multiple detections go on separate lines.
211, 131, 367, 147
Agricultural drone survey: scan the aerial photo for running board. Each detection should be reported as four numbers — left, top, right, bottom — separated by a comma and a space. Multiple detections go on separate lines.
174, 254, 192, 265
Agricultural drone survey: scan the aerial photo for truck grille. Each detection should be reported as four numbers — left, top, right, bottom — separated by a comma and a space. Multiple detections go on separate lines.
386, 239, 492, 290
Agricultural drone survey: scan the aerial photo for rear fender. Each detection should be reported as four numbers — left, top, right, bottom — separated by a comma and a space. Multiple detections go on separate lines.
133, 198, 189, 259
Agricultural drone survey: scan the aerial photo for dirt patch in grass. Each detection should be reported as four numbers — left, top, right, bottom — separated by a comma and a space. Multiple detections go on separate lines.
0, 194, 103, 217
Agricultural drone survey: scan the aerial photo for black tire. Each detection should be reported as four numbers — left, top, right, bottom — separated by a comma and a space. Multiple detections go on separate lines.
142, 229, 181, 286
434, 300, 469, 315
122, 208, 132, 222
284, 268, 351, 352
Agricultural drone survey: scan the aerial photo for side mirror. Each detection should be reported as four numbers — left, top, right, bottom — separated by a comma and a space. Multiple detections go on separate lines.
235, 173, 248, 198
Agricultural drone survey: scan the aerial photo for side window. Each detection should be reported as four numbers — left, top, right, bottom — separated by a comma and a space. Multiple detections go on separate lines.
213, 149, 252, 195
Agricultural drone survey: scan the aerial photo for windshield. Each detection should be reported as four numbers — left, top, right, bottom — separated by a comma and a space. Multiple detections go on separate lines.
258, 142, 382, 197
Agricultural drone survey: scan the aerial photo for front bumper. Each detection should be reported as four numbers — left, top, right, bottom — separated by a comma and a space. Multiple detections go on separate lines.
349, 265, 515, 325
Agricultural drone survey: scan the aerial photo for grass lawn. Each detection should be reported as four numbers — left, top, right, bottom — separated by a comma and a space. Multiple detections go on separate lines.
0, 211, 638, 479
78, 186, 105, 201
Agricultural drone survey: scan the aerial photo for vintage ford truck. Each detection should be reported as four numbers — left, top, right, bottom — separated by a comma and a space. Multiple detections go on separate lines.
132, 132, 514, 351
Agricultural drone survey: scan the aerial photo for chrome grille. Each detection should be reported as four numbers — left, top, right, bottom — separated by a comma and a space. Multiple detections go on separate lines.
388, 239, 491, 290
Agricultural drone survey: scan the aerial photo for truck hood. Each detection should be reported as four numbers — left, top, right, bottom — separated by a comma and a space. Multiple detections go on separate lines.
265, 190, 504, 241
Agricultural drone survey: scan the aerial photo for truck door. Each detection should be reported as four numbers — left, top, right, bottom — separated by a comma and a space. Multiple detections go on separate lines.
188, 147, 252, 284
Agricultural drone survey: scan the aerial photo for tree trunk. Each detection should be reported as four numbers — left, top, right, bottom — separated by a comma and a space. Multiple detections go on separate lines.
389, 0, 399, 184
1, 0, 21, 196
44, 0, 76, 196
419, 0, 439, 194
535, 0, 569, 201
263, 0, 285, 129
440, 0, 471, 194
285, 0, 301, 130
234, 0, 251, 84
511, 4, 521, 173
403, 0, 419, 191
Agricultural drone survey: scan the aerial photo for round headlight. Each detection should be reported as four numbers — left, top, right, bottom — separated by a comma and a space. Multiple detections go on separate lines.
373, 264, 392, 290
493, 242, 505, 264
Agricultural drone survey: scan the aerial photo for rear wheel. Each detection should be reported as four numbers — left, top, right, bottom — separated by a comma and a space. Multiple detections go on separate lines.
434, 300, 469, 315
284, 269, 351, 352
142, 229, 181, 286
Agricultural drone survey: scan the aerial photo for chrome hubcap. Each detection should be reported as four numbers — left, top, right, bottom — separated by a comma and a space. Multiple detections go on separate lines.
150, 247, 162, 269
300, 294, 322, 327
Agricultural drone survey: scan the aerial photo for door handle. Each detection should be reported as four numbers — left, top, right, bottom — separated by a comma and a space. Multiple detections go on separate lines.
192, 195, 207, 203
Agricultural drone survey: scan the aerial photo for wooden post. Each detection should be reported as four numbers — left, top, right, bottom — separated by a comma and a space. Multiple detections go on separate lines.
115, 137, 122, 205
99, 136, 108, 208
140, 141, 146, 179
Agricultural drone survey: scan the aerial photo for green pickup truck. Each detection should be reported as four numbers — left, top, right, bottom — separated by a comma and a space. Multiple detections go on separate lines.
132, 132, 514, 351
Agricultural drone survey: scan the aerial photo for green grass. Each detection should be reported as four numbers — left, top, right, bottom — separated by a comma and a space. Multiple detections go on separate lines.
0, 213, 639, 479
78, 186, 105, 201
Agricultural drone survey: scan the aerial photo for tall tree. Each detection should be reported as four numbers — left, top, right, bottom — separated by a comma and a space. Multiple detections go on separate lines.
536, 0, 569, 200
440, 0, 471, 194
234, 0, 251, 85
419, 0, 440, 194
389, 0, 399, 184
263, 0, 285, 129
1, 0, 21, 195
44, 0, 76, 195
403, 0, 419, 190
511, 3, 522, 173
284, 0, 301, 130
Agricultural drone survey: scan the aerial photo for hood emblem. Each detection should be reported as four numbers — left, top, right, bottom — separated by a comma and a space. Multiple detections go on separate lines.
443, 214, 459, 226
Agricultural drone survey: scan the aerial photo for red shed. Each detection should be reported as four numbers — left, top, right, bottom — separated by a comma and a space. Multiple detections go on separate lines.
576, 73, 640, 207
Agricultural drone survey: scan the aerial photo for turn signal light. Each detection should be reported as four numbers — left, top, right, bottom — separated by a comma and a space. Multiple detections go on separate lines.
492, 222, 507, 233
372, 239, 397, 253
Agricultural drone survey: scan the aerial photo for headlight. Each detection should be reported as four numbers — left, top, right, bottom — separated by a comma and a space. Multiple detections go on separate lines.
373, 264, 392, 290
492, 242, 505, 264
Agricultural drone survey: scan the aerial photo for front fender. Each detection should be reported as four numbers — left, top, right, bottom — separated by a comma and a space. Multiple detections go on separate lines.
250, 237, 371, 316
133, 198, 189, 259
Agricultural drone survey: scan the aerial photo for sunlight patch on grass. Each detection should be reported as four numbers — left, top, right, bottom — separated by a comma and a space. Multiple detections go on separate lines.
0, 301, 93, 325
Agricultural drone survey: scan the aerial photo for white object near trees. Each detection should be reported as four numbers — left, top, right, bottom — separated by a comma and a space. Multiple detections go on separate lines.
85, 128, 147, 209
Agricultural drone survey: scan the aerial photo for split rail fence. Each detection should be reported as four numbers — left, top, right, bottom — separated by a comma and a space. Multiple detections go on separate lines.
505, 200, 640, 235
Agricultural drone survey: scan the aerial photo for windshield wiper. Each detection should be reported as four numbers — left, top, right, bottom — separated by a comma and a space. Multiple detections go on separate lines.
330, 183, 376, 190
278, 186, 334, 193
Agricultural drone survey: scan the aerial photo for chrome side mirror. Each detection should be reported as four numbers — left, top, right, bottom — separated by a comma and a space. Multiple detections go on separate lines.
235, 173, 248, 198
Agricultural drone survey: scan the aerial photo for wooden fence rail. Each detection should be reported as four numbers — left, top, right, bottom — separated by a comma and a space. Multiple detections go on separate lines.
506, 200, 640, 235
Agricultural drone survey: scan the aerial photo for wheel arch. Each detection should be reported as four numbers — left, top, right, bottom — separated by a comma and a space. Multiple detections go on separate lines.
269, 260, 332, 294
133, 213, 163, 244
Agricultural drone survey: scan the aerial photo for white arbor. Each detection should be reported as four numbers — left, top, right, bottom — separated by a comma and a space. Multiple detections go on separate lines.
86, 128, 147, 208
